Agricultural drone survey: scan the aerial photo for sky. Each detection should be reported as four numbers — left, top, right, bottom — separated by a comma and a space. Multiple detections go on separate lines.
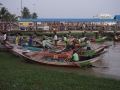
0, 0, 120, 18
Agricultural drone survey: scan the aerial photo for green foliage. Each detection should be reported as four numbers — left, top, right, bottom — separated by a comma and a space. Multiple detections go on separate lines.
22, 7, 31, 18
31, 12, 38, 19
0, 52, 120, 90
0, 7, 18, 22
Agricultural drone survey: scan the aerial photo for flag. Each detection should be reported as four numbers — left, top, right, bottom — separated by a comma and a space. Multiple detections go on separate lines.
0, 3, 2, 5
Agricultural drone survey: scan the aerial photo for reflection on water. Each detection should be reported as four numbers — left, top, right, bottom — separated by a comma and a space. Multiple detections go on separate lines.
20, 41, 120, 79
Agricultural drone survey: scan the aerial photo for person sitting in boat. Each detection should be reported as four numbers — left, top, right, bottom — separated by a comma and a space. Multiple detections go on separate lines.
72, 50, 79, 62
45, 39, 53, 49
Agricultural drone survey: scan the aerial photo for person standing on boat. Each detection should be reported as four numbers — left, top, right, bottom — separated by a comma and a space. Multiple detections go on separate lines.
54, 33, 58, 46
86, 38, 91, 50
19, 33, 23, 46
72, 50, 79, 62
66, 39, 72, 50
78, 37, 82, 44
66, 31, 71, 38
28, 36, 33, 46
63, 34, 67, 41
42, 38, 47, 50
15, 35, 19, 45
3, 33, 7, 43
11, 34, 15, 44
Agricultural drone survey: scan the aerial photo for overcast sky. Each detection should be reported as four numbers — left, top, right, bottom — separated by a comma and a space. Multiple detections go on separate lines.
0, 0, 120, 18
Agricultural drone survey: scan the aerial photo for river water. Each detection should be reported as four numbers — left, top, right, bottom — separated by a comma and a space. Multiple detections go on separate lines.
34, 41, 120, 79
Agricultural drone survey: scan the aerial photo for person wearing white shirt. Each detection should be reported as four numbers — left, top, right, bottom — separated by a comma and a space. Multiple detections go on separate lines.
3, 33, 7, 41
54, 34, 58, 46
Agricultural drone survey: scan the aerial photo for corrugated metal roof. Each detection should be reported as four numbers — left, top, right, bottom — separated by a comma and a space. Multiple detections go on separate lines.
18, 18, 116, 22
114, 15, 120, 20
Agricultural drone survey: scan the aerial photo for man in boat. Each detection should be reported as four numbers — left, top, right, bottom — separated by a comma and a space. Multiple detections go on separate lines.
54, 33, 58, 46
45, 39, 53, 49
72, 50, 79, 62
42, 38, 47, 50
3, 32, 7, 43
28, 36, 33, 46
63, 34, 67, 41
19, 33, 23, 46
64, 39, 71, 50
66, 31, 71, 38
11, 34, 15, 44
78, 37, 82, 44
15, 34, 19, 45
86, 38, 91, 50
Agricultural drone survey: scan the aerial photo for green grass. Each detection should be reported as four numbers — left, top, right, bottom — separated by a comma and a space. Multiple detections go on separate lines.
0, 52, 120, 90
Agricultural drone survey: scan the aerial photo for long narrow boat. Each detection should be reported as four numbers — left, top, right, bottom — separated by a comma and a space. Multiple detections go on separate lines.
56, 42, 86, 48
90, 37, 106, 43
4, 41, 108, 67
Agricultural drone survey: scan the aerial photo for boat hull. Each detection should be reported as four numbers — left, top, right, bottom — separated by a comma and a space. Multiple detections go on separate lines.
4, 42, 105, 67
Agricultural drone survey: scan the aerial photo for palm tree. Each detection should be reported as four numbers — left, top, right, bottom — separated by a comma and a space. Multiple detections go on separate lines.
0, 7, 8, 21
4, 12, 11, 21
22, 7, 31, 18
10, 14, 18, 22
31, 12, 38, 19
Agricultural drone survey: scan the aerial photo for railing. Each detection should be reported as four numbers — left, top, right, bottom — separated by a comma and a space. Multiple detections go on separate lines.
0, 24, 120, 32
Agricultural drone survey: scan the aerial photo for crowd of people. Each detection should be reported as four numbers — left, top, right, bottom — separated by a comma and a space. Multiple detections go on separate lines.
0, 21, 119, 31
0, 22, 14, 31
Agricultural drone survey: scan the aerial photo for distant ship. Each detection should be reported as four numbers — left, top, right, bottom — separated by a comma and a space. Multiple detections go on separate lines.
93, 14, 114, 19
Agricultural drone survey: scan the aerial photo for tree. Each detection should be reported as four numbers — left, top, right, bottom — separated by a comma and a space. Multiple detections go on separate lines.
10, 14, 18, 22
0, 7, 18, 22
0, 7, 8, 21
31, 12, 38, 19
4, 12, 11, 21
22, 7, 31, 18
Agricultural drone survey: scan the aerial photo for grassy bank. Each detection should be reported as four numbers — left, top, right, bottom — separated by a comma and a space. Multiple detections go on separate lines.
0, 52, 120, 90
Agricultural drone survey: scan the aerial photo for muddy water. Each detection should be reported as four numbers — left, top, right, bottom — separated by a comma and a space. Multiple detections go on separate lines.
91, 41, 120, 79
35, 41, 120, 79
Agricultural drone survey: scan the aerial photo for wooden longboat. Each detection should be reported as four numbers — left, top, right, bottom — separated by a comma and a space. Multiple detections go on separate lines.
90, 37, 106, 43
56, 43, 86, 48
4, 41, 107, 67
